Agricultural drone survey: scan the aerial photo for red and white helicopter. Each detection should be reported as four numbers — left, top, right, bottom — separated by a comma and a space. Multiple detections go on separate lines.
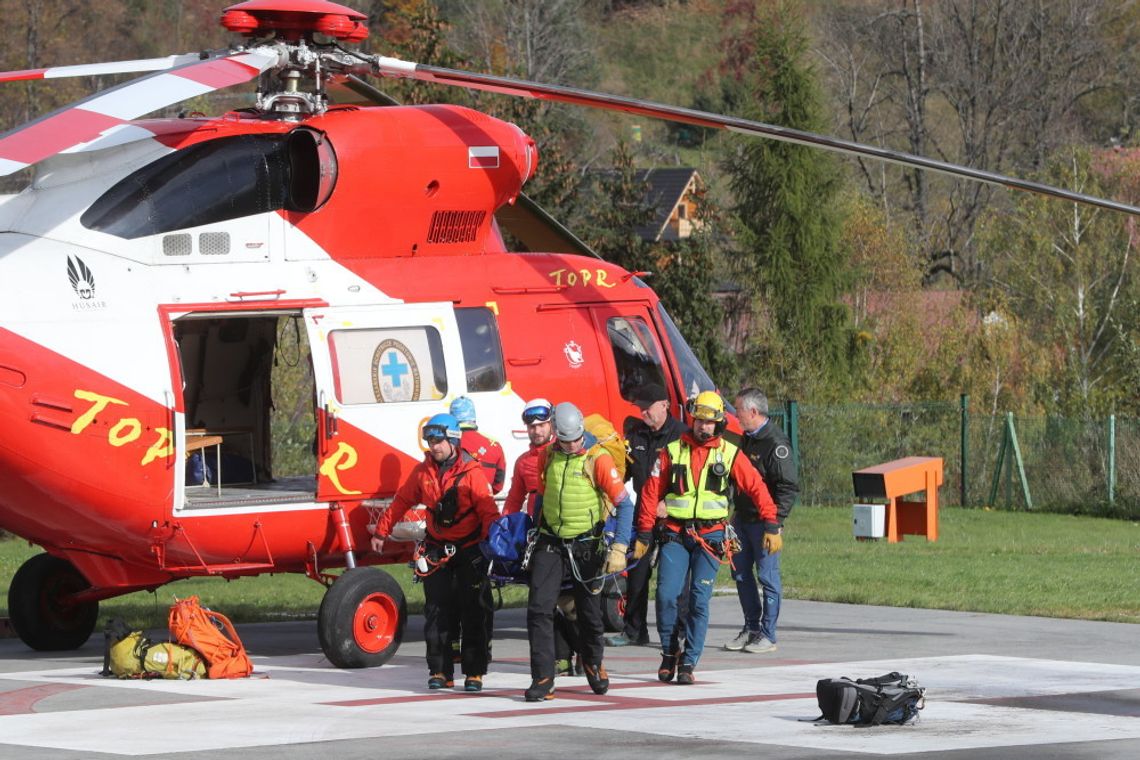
1, 0, 1135, 668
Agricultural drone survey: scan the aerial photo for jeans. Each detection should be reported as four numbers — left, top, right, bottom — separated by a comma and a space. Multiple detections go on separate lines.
730, 519, 782, 643
655, 528, 723, 667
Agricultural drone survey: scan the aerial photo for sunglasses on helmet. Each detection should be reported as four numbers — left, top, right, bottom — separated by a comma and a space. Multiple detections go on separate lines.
522, 406, 552, 424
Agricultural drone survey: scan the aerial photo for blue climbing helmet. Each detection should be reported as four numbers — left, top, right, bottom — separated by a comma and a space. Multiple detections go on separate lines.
449, 396, 477, 429
423, 413, 462, 446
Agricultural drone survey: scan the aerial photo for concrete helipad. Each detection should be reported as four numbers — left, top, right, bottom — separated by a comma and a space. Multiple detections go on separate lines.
0, 596, 1137, 759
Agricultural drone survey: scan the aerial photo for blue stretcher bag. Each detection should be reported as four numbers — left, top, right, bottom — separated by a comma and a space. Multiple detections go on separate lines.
481, 512, 533, 577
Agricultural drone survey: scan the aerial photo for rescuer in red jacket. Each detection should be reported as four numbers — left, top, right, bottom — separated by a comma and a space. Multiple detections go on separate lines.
371, 413, 499, 692
503, 398, 554, 516
450, 396, 507, 494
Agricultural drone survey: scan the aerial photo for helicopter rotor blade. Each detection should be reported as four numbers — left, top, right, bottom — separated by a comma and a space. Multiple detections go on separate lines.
0, 53, 210, 84
370, 56, 1140, 218
0, 47, 281, 177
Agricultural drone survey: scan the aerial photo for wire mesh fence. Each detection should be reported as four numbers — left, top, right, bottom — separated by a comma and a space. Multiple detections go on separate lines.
783, 398, 1140, 519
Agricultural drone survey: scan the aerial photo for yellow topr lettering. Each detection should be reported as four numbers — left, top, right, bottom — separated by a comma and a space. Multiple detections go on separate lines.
579, 268, 593, 286
141, 428, 174, 466
320, 441, 363, 495
108, 418, 142, 447
549, 268, 566, 287
71, 389, 128, 435
595, 269, 615, 288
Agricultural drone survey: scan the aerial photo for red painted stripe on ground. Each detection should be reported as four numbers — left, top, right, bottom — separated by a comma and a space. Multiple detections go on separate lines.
0, 683, 89, 715
470, 690, 816, 719
325, 688, 601, 707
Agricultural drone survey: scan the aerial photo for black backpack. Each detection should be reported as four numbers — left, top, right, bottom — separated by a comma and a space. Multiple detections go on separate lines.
816, 671, 925, 726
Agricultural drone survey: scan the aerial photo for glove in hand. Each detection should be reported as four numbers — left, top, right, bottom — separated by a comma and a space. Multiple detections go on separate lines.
763, 531, 783, 554
632, 539, 650, 560
604, 543, 628, 574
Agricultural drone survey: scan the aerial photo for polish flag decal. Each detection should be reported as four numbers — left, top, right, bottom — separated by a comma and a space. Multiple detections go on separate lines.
468, 146, 500, 169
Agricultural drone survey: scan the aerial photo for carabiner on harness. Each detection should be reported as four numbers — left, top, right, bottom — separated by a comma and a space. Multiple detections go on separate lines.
413, 541, 458, 578
686, 523, 733, 566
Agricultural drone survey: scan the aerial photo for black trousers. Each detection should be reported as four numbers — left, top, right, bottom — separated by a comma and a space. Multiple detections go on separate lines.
527, 537, 605, 680
622, 547, 653, 642
422, 544, 490, 678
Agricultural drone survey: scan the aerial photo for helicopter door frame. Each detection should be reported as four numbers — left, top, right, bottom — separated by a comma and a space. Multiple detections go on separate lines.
302, 302, 467, 502
586, 300, 680, 421
160, 300, 325, 512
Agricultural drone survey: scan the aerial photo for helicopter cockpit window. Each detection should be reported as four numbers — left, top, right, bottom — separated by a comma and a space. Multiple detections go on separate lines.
455, 307, 506, 392
328, 327, 448, 404
606, 316, 667, 404
82, 134, 293, 238
656, 304, 717, 400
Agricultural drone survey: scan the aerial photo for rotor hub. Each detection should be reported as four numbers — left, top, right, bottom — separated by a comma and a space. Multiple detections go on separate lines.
222, 0, 368, 43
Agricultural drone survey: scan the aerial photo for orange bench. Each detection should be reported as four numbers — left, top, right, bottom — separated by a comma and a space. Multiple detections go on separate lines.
852, 457, 943, 542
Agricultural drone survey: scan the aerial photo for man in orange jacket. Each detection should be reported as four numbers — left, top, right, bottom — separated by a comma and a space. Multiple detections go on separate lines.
503, 398, 554, 516
450, 396, 507, 494
635, 391, 777, 685
371, 413, 499, 692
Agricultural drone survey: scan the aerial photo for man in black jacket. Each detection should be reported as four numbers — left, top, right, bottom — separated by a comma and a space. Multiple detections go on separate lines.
605, 383, 685, 648
723, 387, 799, 653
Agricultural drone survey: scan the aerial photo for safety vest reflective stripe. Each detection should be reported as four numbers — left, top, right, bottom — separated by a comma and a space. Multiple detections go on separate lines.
664, 438, 739, 520
542, 449, 604, 537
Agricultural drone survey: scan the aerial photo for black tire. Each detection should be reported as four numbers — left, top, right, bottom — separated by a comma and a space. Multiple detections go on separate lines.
318, 567, 406, 669
8, 553, 98, 651
601, 574, 627, 633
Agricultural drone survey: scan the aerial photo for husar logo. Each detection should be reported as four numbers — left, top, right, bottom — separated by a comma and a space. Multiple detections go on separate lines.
67, 256, 106, 311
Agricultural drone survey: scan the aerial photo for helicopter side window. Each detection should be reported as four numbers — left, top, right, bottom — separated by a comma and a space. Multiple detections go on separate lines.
605, 316, 667, 404
327, 327, 447, 404
455, 307, 506, 392
81, 135, 291, 238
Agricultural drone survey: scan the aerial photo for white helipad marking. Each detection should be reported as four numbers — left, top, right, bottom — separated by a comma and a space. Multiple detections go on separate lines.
0, 655, 1137, 755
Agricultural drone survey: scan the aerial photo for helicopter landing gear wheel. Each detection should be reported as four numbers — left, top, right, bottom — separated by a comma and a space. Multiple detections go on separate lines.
318, 567, 406, 669
7, 553, 98, 651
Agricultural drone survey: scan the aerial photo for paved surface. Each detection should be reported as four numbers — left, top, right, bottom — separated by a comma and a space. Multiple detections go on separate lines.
0, 595, 1137, 759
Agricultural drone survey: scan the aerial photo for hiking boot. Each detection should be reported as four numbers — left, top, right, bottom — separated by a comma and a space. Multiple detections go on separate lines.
428, 673, 454, 689
464, 675, 483, 692
524, 677, 556, 702
676, 663, 695, 685
657, 654, 677, 683
742, 634, 777, 654
555, 658, 573, 677
604, 634, 631, 647
583, 662, 610, 695
723, 628, 754, 651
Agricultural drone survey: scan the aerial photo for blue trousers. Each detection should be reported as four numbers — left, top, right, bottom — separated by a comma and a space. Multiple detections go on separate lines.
729, 519, 782, 642
655, 528, 723, 667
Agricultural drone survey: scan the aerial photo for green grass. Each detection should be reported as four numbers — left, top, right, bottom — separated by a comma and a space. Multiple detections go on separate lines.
1, 507, 1136, 630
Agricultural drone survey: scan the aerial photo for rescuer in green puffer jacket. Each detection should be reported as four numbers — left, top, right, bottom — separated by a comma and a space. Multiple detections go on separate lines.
523, 401, 634, 702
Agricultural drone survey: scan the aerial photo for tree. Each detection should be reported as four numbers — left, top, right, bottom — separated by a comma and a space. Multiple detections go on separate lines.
721, 0, 851, 397
579, 141, 734, 385
979, 148, 1139, 417
817, 0, 1131, 285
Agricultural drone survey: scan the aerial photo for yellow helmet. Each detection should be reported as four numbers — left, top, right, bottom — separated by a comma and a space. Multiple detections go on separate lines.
688, 391, 726, 422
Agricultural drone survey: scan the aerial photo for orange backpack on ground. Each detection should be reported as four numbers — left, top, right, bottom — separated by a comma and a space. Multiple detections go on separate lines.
168, 596, 254, 679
